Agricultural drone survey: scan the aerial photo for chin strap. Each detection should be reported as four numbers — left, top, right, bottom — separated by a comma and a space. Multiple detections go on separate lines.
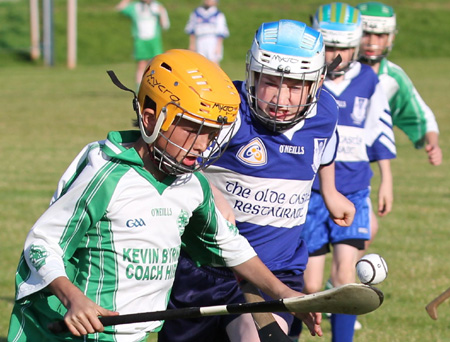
106, 70, 166, 144
327, 54, 343, 73
107, 70, 140, 115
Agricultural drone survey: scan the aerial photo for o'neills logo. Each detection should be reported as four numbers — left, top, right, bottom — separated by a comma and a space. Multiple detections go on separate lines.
212, 103, 237, 114
145, 72, 180, 102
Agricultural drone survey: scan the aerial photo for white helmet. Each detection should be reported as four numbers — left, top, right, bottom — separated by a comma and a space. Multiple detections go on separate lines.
246, 19, 326, 131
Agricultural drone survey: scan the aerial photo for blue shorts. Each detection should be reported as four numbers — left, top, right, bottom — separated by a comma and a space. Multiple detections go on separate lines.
158, 252, 304, 342
300, 188, 371, 255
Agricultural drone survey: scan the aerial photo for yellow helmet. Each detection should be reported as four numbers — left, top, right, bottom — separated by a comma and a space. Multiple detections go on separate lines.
137, 49, 240, 143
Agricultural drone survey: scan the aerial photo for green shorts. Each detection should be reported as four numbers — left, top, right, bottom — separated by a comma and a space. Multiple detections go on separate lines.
134, 37, 163, 61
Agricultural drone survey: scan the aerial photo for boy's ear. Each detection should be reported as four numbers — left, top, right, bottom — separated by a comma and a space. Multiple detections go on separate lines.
142, 108, 157, 134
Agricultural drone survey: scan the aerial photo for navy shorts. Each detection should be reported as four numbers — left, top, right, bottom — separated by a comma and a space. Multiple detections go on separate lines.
158, 252, 304, 342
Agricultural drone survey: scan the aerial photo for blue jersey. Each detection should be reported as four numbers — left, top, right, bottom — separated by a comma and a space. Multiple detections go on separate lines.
204, 81, 339, 273
312, 62, 396, 195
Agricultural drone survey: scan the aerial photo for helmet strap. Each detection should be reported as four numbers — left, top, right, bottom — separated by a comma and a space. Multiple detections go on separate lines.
140, 107, 167, 144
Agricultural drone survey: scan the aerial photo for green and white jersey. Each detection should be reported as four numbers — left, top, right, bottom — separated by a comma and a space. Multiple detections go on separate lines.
120, 1, 169, 41
11, 131, 255, 342
378, 58, 439, 148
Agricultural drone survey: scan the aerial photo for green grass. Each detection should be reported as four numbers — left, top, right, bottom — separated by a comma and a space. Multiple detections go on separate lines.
1, 58, 449, 342
1, 0, 450, 67
1, 1, 450, 341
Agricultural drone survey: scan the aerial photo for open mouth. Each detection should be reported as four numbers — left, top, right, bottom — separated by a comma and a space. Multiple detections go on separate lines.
268, 106, 291, 120
182, 155, 198, 166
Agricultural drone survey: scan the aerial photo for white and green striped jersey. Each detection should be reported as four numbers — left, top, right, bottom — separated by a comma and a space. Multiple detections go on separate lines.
11, 131, 255, 342
378, 58, 439, 148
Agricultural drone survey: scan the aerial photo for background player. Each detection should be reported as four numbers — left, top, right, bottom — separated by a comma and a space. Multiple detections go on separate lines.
7, 50, 320, 342
297, 3, 396, 342
116, 0, 170, 86
159, 20, 355, 342
356, 1, 442, 252
185, 0, 229, 65
357, 1, 441, 167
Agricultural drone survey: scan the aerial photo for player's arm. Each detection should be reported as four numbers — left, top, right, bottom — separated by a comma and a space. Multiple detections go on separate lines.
232, 257, 322, 337
425, 131, 442, 166
115, 0, 131, 11
376, 159, 393, 216
318, 162, 355, 227
47, 277, 118, 336
158, 4, 170, 30
210, 182, 235, 223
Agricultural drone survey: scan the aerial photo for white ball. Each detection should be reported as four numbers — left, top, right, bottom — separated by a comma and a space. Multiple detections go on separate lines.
356, 253, 388, 285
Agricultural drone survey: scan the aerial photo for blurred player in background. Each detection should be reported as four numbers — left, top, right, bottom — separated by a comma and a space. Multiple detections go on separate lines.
357, 1, 441, 166
116, 0, 170, 86
7, 50, 313, 342
295, 3, 396, 342
159, 20, 355, 342
356, 1, 442, 252
185, 0, 229, 65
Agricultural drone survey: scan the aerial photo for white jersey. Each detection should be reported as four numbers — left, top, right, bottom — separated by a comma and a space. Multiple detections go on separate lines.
12, 131, 255, 342
185, 6, 229, 62
317, 62, 396, 194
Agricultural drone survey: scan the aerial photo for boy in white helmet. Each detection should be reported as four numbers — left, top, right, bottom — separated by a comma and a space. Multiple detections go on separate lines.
159, 20, 355, 342
6, 50, 315, 342
297, 3, 396, 342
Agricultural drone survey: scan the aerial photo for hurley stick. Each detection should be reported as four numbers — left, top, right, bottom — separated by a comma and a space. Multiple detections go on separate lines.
48, 283, 383, 334
426, 287, 450, 320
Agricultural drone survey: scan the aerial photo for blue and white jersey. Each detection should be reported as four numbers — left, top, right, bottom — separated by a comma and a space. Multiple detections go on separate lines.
185, 6, 229, 38
204, 81, 339, 273
312, 62, 396, 195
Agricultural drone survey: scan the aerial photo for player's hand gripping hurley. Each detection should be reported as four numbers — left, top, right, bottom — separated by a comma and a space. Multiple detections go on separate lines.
48, 283, 383, 334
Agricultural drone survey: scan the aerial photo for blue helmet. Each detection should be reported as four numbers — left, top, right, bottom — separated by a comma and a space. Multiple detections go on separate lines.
246, 19, 326, 131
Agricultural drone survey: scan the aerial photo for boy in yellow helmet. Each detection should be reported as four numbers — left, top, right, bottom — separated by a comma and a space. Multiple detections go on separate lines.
7, 50, 320, 342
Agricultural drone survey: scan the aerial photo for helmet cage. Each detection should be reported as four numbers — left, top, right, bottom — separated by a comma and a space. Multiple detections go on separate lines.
246, 52, 324, 131
359, 15, 397, 63
149, 103, 236, 175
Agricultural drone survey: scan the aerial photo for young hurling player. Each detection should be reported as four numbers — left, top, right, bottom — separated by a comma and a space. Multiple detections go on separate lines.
356, 1, 443, 251
185, 0, 229, 65
7, 50, 317, 342
159, 20, 355, 342
297, 3, 396, 342
116, 0, 170, 86
357, 1, 442, 166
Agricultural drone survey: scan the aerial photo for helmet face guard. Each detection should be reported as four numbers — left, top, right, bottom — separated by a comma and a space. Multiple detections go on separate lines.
245, 20, 326, 132
149, 103, 236, 176
313, 2, 362, 78
357, 2, 397, 63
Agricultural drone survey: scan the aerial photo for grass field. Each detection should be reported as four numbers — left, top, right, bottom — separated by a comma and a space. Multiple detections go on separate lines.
1, 58, 449, 342
1, 1, 450, 341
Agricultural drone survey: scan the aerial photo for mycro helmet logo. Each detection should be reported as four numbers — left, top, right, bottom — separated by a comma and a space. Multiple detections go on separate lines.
237, 137, 267, 166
